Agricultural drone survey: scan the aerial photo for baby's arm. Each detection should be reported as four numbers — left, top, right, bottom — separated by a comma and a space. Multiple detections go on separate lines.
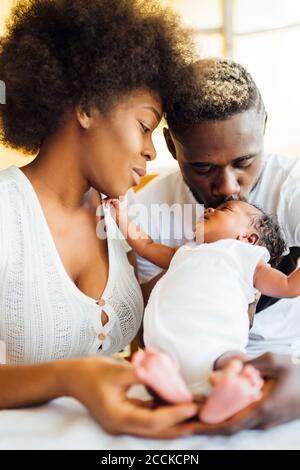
254, 260, 300, 298
105, 197, 177, 270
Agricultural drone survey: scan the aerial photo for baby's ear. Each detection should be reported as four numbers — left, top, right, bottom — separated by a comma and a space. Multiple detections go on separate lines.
237, 233, 259, 245
247, 232, 259, 245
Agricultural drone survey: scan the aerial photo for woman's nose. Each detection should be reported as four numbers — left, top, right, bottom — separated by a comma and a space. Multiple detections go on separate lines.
142, 139, 157, 162
206, 207, 215, 215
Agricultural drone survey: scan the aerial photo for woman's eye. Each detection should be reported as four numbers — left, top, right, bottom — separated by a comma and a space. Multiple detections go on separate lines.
140, 122, 150, 134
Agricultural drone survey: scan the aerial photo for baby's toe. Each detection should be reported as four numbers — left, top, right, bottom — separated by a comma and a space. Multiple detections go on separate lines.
225, 358, 244, 377
242, 365, 263, 389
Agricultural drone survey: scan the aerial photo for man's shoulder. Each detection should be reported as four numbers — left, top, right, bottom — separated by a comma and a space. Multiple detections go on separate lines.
250, 153, 300, 225
257, 154, 300, 247
253, 153, 300, 199
263, 153, 300, 178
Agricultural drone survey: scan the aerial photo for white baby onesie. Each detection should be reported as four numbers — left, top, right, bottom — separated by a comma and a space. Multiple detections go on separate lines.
143, 239, 270, 393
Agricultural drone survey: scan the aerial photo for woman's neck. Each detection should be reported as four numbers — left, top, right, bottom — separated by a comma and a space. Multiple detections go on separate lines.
21, 128, 91, 211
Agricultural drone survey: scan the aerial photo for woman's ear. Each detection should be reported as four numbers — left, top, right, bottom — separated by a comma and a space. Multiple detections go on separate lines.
163, 127, 177, 160
76, 106, 92, 129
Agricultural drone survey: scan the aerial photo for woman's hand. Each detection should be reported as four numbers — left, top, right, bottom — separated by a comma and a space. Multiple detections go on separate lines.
59, 356, 199, 438
191, 352, 300, 435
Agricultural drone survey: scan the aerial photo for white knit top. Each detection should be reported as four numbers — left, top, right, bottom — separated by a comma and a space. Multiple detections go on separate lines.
0, 166, 144, 364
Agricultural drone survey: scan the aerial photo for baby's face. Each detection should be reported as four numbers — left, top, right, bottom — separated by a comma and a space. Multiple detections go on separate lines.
194, 200, 261, 244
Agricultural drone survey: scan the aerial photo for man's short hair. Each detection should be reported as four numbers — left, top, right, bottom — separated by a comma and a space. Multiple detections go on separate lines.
166, 57, 265, 133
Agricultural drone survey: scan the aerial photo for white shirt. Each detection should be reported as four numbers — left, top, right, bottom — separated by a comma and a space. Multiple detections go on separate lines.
0, 166, 144, 364
144, 239, 269, 391
129, 154, 300, 358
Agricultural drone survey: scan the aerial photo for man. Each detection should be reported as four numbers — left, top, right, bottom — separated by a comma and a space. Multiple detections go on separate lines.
128, 58, 300, 432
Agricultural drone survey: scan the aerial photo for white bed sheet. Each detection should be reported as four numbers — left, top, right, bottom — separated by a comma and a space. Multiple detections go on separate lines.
0, 396, 300, 450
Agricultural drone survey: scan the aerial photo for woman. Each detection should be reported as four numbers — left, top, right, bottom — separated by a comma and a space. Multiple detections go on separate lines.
0, 0, 199, 437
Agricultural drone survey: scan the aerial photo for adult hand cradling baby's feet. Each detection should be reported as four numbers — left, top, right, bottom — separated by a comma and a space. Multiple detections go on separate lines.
199, 359, 264, 424
131, 347, 193, 404
132, 349, 264, 425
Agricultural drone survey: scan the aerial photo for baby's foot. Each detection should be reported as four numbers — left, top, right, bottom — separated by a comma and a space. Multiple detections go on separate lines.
200, 359, 263, 424
131, 347, 193, 404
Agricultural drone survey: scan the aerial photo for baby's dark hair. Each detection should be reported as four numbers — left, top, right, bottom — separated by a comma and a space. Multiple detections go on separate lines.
247, 202, 287, 267
166, 57, 265, 134
0, 0, 194, 154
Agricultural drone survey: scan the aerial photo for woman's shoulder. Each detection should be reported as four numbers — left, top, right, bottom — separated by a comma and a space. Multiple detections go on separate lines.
0, 166, 29, 224
0, 165, 22, 191
0, 166, 23, 265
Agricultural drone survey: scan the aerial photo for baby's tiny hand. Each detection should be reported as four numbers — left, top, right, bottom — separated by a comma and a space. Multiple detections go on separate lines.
104, 196, 128, 223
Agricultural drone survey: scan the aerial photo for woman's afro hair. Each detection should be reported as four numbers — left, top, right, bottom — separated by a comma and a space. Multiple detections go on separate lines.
0, 0, 194, 153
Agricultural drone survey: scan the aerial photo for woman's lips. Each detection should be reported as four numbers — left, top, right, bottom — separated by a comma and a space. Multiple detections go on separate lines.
132, 168, 146, 186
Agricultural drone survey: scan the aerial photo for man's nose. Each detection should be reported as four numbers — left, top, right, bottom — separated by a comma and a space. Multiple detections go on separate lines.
205, 207, 215, 215
212, 169, 240, 198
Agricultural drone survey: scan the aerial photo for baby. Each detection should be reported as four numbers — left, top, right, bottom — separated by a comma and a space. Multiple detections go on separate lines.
105, 197, 300, 423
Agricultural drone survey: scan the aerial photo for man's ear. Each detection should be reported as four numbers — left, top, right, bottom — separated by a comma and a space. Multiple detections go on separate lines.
237, 232, 259, 245
76, 105, 92, 130
163, 127, 177, 160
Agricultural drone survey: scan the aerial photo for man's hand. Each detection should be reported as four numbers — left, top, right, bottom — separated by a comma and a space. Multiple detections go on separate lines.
190, 353, 300, 435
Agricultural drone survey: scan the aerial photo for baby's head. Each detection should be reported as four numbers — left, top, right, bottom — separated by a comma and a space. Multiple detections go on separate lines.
195, 200, 286, 266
